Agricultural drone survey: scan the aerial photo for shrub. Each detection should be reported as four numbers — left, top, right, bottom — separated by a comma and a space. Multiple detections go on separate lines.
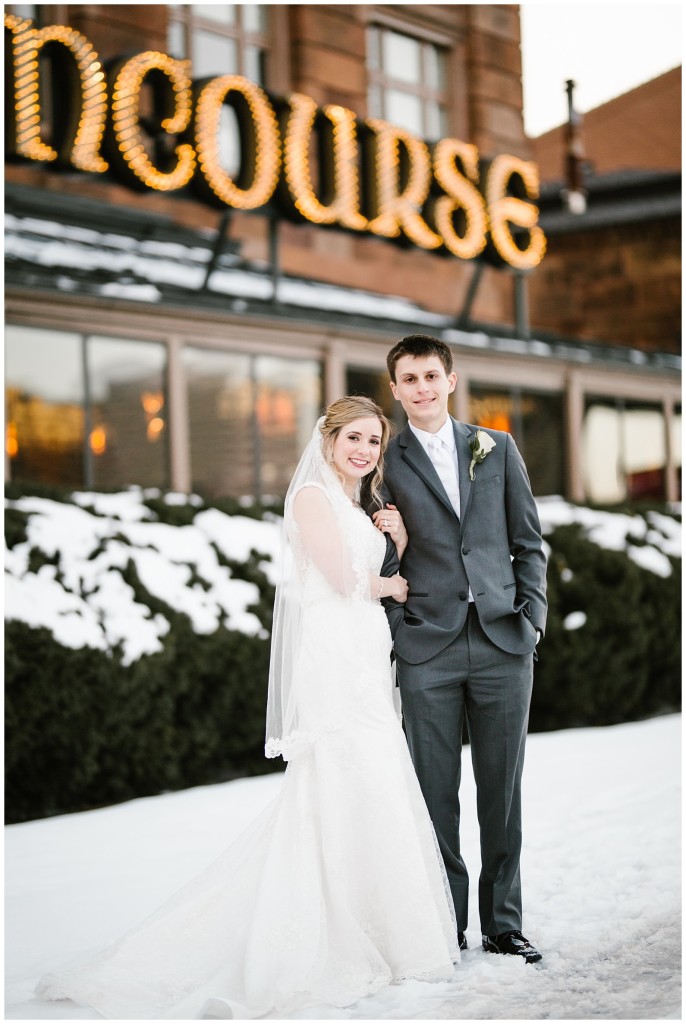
4, 490, 680, 822
531, 518, 681, 731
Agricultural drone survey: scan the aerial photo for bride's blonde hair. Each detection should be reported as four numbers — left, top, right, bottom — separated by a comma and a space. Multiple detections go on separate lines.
320, 396, 392, 510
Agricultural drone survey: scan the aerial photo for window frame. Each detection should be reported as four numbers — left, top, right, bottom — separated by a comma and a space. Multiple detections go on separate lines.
362, 8, 467, 140
366, 24, 449, 139
167, 4, 271, 85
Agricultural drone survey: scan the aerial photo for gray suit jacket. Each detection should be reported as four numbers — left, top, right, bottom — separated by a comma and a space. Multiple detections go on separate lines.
379, 419, 547, 664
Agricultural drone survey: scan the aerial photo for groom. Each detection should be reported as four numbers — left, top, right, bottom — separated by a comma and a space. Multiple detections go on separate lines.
377, 334, 547, 963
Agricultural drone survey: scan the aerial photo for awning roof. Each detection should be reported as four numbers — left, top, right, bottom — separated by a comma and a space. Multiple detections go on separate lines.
5, 182, 680, 374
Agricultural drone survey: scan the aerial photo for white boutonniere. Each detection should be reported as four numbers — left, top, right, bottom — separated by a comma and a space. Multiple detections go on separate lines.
468, 429, 496, 481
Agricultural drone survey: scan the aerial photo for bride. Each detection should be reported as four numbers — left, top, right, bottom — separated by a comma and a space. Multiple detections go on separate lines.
36, 396, 459, 1020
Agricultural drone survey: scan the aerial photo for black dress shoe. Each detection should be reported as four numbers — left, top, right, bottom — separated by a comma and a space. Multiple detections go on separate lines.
482, 930, 542, 963
458, 931, 468, 951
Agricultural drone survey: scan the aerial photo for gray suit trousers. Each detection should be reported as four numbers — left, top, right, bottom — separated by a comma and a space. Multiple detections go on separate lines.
397, 604, 533, 937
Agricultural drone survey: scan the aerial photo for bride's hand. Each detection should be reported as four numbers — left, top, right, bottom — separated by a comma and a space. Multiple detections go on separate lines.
382, 574, 409, 604
372, 504, 408, 557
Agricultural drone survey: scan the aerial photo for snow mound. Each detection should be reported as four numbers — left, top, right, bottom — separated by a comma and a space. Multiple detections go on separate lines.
5, 489, 281, 664
536, 497, 680, 576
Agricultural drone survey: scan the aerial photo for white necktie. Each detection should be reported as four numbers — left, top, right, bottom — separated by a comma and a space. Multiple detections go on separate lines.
427, 436, 460, 517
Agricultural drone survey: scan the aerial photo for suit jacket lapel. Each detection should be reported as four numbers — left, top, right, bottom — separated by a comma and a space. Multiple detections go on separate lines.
454, 420, 474, 522
398, 425, 458, 519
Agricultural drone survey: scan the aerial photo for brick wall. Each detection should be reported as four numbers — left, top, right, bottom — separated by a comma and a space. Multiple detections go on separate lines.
6, 4, 532, 327
528, 219, 681, 353
532, 67, 681, 180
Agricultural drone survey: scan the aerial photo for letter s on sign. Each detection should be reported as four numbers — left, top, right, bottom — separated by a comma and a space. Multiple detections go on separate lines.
430, 138, 488, 261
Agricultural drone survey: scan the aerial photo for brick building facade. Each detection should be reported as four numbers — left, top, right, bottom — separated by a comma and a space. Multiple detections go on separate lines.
529, 68, 681, 356
5, 5, 681, 505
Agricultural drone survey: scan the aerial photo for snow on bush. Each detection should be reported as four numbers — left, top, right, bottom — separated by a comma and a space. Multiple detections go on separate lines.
5, 488, 281, 666
4, 490, 680, 667
536, 497, 680, 575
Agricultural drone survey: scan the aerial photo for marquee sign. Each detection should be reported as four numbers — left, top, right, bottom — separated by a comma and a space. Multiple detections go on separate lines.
4, 14, 546, 270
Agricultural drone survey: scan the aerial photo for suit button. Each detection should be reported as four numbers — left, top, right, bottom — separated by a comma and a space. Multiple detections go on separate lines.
459, 591, 468, 601
462, 548, 469, 555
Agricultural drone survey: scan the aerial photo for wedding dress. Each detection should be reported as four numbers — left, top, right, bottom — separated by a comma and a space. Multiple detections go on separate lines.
36, 422, 459, 1020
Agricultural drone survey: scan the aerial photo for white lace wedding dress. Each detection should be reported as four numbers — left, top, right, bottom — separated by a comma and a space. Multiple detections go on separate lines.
36, 494, 459, 1020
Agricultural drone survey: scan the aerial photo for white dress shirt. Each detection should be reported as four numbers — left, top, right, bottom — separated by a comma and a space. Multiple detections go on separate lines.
409, 418, 474, 602
409, 419, 461, 516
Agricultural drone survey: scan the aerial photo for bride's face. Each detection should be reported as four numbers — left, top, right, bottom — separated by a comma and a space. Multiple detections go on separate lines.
332, 416, 383, 489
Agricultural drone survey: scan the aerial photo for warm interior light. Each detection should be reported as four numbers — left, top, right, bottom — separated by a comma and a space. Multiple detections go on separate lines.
480, 412, 511, 433
147, 416, 165, 440
141, 391, 164, 415
6, 422, 19, 458
89, 425, 107, 455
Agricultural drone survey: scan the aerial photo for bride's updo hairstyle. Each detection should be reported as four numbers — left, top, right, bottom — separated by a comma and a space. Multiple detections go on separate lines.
320, 396, 391, 511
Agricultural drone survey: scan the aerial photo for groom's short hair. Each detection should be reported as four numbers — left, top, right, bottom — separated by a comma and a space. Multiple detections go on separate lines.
386, 335, 454, 382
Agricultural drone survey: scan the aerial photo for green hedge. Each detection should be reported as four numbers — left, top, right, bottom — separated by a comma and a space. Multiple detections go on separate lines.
5, 546, 281, 824
4, 490, 681, 823
530, 522, 681, 732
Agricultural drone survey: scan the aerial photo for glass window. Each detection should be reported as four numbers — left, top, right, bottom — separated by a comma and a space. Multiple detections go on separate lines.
425, 101, 447, 140
243, 4, 266, 34
424, 45, 445, 90
385, 90, 423, 136
244, 45, 266, 85
255, 356, 321, 498
87, 337, 169, 491
346, 367, 405, 431
168, 18, 185, 60
382, 30, 421, 84
582, 399, 668, 504
8, 4, 37, 18
169, 5, 269, 85
192, 30, 237, 77
469, 385, 565, 497
367, 24, 448, 140
182, 347, 256, 499
6, 325, 85, 488
6, 327, 170, 492
195, 4, 235, 25
182, 349, 321, 500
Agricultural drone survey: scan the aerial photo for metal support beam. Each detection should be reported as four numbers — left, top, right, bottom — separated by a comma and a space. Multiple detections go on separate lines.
663, 397, 678, 504
513, 271, 531, 339
564, 370, 586, 503
455, 260, 484, 329
201, 209, 232, 292
269, 214, 281, 303
81, 335, 94, 489
167, 335, 191, 494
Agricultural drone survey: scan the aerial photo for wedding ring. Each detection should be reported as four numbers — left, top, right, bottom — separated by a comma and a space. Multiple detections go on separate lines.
383, 518, 388, 527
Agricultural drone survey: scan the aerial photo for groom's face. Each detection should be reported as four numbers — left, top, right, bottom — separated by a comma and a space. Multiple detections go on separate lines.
390, 355, 457, 432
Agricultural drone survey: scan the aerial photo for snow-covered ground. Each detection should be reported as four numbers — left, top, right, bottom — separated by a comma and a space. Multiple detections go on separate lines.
5, 714, 681, 1021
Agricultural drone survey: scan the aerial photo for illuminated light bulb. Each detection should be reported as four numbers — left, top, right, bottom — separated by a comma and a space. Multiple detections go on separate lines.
485, 155, 547, 270
109, 52, 195, 191
141, 392, 164, 415
429, 138, 488, 260
193, 75, 280, 209
4, 16, 109, 171
89, 425, 107, 456
147, 417, 165, 440
6, 422, 19, 458
282, 93, 367, 230
365, 118, 441, 251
